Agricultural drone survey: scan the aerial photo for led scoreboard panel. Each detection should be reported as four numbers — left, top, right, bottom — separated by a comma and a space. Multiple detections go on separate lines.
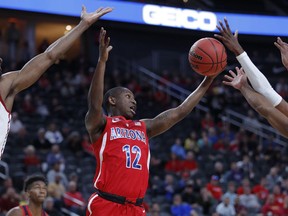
0, 0, 287, 36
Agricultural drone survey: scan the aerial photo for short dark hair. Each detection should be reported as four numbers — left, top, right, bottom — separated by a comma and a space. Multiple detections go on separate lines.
24, 174, 47, 192
103, 87, 125, 112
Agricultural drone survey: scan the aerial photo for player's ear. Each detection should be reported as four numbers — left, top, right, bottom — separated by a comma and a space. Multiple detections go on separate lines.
108, 96, 116, 106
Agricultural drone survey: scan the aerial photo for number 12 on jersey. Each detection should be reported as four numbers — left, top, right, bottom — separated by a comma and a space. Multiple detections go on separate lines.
122, 144, 142, 170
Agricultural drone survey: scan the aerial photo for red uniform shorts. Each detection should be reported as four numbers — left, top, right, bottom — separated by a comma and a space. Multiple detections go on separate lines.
86, 193, 146, 216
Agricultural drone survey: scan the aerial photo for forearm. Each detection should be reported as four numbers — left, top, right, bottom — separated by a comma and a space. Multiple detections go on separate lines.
144, 76, 214, 138
177, 76, 214, 118
240, 83, 269, 113
87, 59, 106, 112
240, 84, 288, 137
45, 20, 90, 59
237, 52, 282, 106
11, 21, 91, 94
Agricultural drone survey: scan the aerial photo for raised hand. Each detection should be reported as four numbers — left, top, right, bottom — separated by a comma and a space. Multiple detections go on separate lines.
214, 18, 244, 56
223, 67, 248, 90
274, 37, 288, 70
98, 27, 113, 62
81, 5, 113, 26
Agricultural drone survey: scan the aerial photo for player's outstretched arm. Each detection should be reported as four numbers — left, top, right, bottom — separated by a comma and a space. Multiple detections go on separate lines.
4, 6, 112, 97
215, 18, 282, 108
224, 67, 288, 138
85, 27, 112, 143
274, 37, 288, 70
142, 75, 216, 138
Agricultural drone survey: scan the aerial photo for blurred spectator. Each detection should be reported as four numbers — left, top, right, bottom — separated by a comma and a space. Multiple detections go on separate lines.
46, 144, 65, 171
181, 151, 198, 176
216, 196, 236, 216
239, 186, 261, 214
0, 187, 20, 214
261, 194, 284, 216
233, 196, 247, 216
272, 184, 285, 208
252, 177, 269, 204
45, 122, 64, 145
63, 181, 85, 214
170, 193, 197, 216
43, 196, 64, 216
47, 174, 66, 201
212, 161, 224, 181
165, 153, 183, 174
181, 180, 197, 205
222, 181, 237, 206
47, 160, 68, 187
236, 178, 250, 195
266, 167, 283, 191
66, 131, 82, 154
33, 127, 51, 152
206, 175, 223, 201
171, 137, 186, 160
160, 174, 181, 203
184, 131, 199, 154
9, 112, 26, 135
223, 162, 243, 185
237, 155, 254, 178
201, 112, 215, 130
49, 97, 66, 120
196, 187, 216, 216
207, 127, 219, 145
0, 177, 13, 194
23, 145, 41, 172
35, 98, 50, 118
21, 93, 36, 114
148, 202, 168, 216
198, 132, 216, 161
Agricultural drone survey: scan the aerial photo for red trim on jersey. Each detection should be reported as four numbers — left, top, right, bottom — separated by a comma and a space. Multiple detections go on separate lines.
20, 205, 48, 216
0, 94, 10, 114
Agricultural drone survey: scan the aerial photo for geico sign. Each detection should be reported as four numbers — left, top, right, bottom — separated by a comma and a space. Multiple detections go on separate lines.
142, 5, 217, 31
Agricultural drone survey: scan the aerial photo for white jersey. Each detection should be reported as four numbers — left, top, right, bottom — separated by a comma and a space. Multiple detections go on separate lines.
0, 96, 11, 160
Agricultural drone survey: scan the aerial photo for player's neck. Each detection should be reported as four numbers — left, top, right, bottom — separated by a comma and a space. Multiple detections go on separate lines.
28, 202, 43, 215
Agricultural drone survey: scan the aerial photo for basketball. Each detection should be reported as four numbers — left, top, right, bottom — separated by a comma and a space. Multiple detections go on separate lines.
188, 37, 227, 76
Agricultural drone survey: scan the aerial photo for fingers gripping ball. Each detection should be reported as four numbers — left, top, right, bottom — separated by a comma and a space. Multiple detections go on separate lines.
188, 37, 227, 76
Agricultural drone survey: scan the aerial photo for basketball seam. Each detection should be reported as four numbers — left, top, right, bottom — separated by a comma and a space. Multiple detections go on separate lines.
208, 38, 218, 74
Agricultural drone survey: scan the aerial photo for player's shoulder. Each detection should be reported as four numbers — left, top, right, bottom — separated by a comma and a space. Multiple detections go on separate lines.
6, 206, 23, 216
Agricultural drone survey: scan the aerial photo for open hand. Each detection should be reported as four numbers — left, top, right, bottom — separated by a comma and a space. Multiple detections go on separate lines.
274, 37, 288, 70
223, 67, 248, 90
99, 27, 113, 62
214, 18, 244, 56
81, 5, 113, 26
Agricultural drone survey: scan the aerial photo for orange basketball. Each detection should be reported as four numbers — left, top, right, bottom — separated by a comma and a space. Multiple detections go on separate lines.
188, 37, 227, 76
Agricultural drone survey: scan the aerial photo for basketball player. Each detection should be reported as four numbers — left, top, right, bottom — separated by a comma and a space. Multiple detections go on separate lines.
6, 175, 48, 216
0, 6, 113, 159
214, 18, 288, 137
85, 28, 221, 216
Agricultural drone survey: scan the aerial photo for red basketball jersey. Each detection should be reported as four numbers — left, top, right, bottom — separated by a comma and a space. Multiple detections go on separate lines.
19, 205, 48, 216
92, 116, 150, 200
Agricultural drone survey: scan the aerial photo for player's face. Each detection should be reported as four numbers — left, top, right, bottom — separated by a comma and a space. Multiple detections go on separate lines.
27, 181, 47, 204
116, 89, 137, 119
